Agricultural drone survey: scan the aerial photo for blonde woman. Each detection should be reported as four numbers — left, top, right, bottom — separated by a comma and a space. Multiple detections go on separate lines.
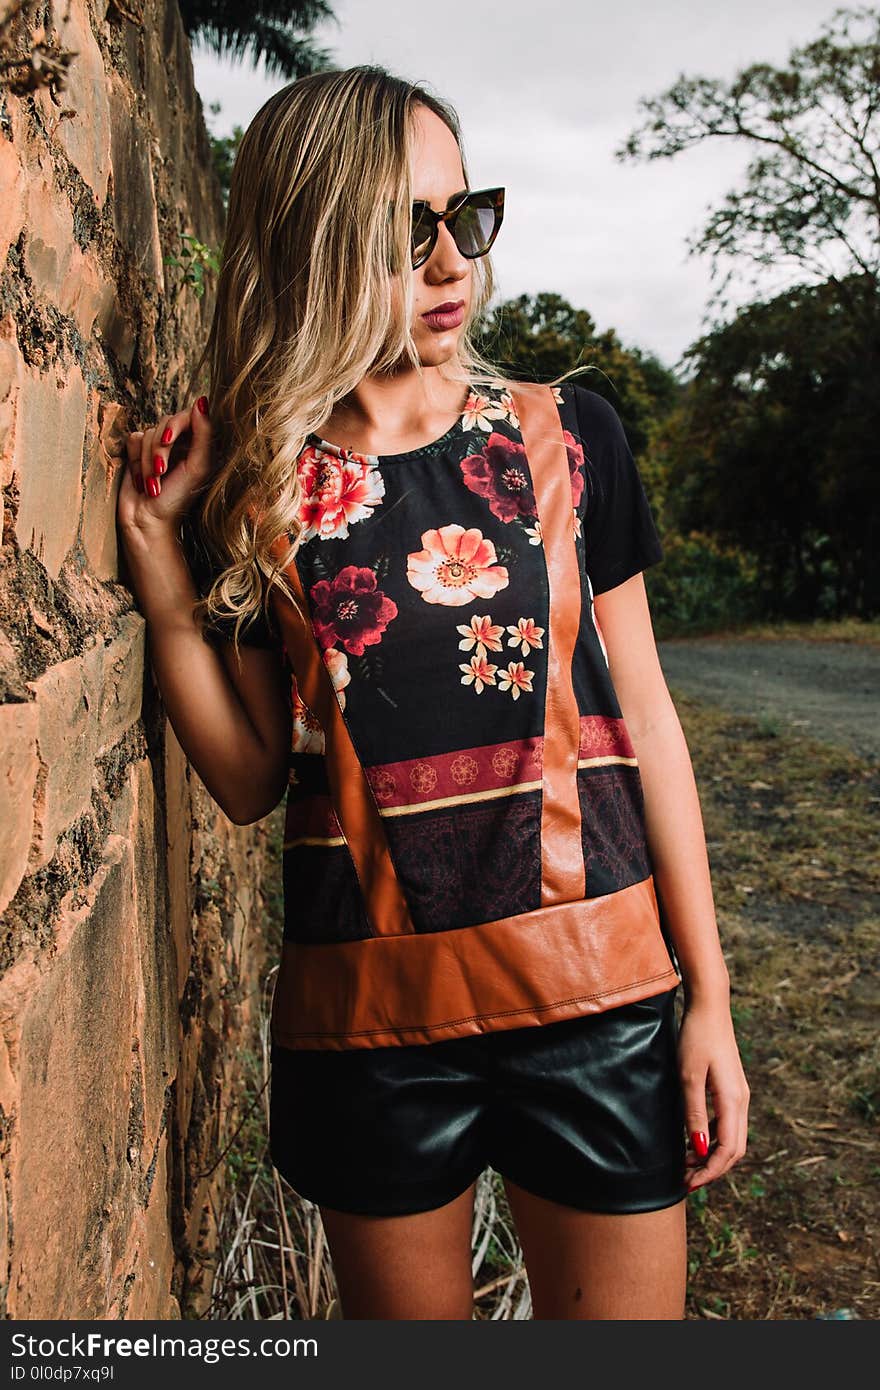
117, 65, 749, 1320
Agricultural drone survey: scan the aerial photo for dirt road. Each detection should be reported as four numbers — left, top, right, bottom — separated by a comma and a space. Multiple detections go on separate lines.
656, 637, 879, 765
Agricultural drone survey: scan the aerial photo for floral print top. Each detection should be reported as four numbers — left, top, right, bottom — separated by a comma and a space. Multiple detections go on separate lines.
189, 380, 666, 1005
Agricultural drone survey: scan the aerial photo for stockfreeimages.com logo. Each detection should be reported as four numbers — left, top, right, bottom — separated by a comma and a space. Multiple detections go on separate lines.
10, 1332, 316, 1366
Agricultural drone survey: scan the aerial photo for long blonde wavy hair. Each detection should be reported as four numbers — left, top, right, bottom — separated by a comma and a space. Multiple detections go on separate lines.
183, 63, 590, 656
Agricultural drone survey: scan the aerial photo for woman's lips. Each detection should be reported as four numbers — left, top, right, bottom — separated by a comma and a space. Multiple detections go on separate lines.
421, 301, 465, 331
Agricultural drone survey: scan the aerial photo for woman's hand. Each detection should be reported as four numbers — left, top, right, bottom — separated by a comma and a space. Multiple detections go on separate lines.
117, 395, 215, 538
677, 995, 751, 1192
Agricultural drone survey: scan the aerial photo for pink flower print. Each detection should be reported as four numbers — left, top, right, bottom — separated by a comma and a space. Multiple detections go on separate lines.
291, 676, 325, 753
461, 388, 510, 433
406, 524, 509, 606
311, 566, 398, 655
459, 653, 498, 693
507, 618, 544, 655
497, 661, 534, 699
564, 429, 586, 509
322, 646, 351, 711
456, 614, 505, 660
297, 446, 385, 541
460, 434, 536, 524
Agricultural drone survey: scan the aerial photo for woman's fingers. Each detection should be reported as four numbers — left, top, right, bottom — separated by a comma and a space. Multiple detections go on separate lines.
120, 399, 214, 527
685, 1082, 749, 1192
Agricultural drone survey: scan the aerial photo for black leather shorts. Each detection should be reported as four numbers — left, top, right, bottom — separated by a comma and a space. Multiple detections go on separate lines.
269, 985, 687, 1218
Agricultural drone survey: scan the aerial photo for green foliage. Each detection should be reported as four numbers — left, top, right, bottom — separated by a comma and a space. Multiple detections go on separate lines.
178, 0, 338, 81
665, 272, 880, 618
164, 232, 222, 299
204, 102, 245, 210
644, 530, 762, 638
472, 290, 683, 458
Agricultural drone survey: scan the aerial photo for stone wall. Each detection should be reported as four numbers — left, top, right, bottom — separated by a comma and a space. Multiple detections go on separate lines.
0, 0, 278, 1318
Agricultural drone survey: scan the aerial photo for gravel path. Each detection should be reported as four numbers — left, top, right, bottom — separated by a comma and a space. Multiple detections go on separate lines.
656, 638, 880, 765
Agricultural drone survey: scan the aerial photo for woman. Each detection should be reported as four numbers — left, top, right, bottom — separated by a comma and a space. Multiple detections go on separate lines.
117, 65, 750, 1320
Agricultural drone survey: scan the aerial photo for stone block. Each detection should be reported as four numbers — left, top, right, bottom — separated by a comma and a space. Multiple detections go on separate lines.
0, 702, 38, 914
26, 646, 103, 866
0, 136, 25, 265
82, 397, 131, 580
22, 148, 77, 298
9, 838, 139, 1318
13, 363, 87, 579
52, 0, 111, 206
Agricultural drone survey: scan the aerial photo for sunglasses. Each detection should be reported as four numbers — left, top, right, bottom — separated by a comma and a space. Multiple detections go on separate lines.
409, 187, 505, 269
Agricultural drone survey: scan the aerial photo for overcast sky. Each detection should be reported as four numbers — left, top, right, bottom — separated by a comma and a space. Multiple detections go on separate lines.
191, 0, 845, 375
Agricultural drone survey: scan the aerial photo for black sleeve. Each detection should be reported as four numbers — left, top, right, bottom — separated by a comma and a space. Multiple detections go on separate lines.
180, 511, 278, 649
572, 385, 664, 597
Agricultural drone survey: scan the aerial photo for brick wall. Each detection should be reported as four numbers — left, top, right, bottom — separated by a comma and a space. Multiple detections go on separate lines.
0, 0, 278, 1318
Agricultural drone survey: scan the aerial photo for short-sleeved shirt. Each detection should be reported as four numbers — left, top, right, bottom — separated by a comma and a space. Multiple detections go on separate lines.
184, 380, 679, 1050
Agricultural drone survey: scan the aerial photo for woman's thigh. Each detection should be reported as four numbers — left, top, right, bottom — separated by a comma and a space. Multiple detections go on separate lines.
503, 1178, 687, 1319
318, 1180, 479, 1319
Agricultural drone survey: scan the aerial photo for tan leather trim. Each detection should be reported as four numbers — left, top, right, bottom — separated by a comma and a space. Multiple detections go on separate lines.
269, 537, 415, 937
511, 384, 586, 905
270, 875, 681, 1050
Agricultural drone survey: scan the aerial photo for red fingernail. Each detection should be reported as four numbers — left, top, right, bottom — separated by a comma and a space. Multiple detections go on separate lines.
146, 477, 160, 498
161, 426, 173, 444
691, 1130, 709, 1158
153, 454, 166, 476
197, 396, 208, 415
134, 473, 144, 493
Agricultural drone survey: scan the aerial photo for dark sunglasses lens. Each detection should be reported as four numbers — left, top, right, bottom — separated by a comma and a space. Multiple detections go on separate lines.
454, 195, 500, 256
411, 206, 435, 265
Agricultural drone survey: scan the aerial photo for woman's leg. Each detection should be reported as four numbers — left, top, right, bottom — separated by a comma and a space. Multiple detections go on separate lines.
318, 1179, 479, 1319
503, 1178, 687, 1319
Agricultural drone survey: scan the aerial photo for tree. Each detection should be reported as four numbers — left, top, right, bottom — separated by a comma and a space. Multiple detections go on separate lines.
179, 0, 338, 80
473, 291, 681, 461
616, 5, 880, 325
663, 272, 879, 617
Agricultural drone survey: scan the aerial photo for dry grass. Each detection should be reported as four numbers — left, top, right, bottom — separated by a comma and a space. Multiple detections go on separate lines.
670, 687, 879, 1320
202, 673, 879, 1320
686, 616, 880, 648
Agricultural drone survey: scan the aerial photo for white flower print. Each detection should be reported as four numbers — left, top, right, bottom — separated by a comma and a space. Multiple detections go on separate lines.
461, 388, 512, 433
573, 508, 582, 540
322, 646, 351, 710
291, 678, 325, 753
523, 519, 543, 546
456, 614, 505, 661
506, 618, 545, 655
497, 661, 535, 699
459, 653, 498, 693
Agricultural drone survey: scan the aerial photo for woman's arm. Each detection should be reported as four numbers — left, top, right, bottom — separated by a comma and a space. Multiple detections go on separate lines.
592, 571, 750, 1190
117, 399, 292, 825
119, 527, 291, 824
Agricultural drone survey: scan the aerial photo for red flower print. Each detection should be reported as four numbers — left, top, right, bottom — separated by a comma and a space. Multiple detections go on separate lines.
407, 524, 509, 606
310, 566, 398, 656
460, 433, 536, 523
565, 429, 586, 509
460, 429, 585, 523
297, 446, 385, 541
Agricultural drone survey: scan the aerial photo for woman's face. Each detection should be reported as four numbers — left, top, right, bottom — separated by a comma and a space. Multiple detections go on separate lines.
401, 104, 473, 367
